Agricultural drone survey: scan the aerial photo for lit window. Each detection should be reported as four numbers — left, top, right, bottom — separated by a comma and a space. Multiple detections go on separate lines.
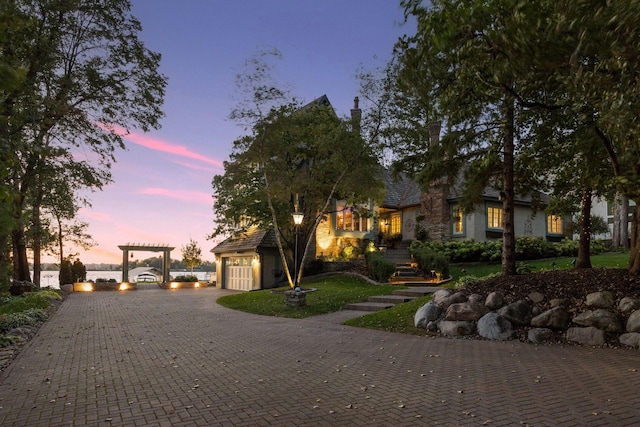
547, 215, 563, 234
487, 206, 503, 230
390, 213, 401, 235
336, 201, 369, 232
452, 206, 464, 235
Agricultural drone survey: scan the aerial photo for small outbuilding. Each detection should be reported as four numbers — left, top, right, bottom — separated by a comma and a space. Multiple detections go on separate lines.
128, 267, 163, 283
211, 227, 284, 291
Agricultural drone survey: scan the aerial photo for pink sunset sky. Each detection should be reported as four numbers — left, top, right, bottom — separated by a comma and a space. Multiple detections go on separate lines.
50, 1, 414, 265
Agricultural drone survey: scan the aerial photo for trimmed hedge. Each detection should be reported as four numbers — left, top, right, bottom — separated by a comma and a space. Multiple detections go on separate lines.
365, 251, 397, 283
409, 237, 606, 264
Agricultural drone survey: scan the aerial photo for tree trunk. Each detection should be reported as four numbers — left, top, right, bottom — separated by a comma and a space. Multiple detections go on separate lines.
12, 228, 31, 282
629, 205, 640, 275
501, 94, 517, 276
576, 188, 593, 269
613, 192, 629, 248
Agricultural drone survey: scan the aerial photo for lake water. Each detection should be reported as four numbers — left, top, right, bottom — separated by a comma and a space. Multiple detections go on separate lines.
34, 270, 214, 289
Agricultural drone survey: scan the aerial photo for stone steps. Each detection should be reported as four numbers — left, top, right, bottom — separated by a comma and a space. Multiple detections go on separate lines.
344, 286, 441, 312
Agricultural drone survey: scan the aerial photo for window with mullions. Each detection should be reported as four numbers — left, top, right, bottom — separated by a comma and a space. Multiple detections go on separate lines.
547, 215, 563, 234
486, 206, 503, 230
336, 202, 369, 232
452, 205, 465, 235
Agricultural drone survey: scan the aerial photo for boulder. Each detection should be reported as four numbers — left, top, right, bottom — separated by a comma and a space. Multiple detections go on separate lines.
626, 309, 640, 333
549, 298, 566, 308
445, 302, 489, 321
585, 291, 615, 309
566, 326, 606, 346
573, 309, 623, 332
620, 297, 640, 315
528, 291, 545, 304
485, 291, 504, 310
531, 307, 571, 330
414, 301, 442, 329
477, 312, 513, 340
498, 300, 531, 326
432, 289, 452, 308
448, 291, 468, 305
10, 280, 36, 296
619, 333, 640, 348
528, 328, 554, 343
438, 320, 475, 336
468, 293, 484, 304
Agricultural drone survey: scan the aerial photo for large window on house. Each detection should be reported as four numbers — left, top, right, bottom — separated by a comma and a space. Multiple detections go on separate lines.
336, 201, 369, 232
486, 206, 503, 230
547, 215, 563, 234
390, 213, 401, 235
452, 205, 465, 235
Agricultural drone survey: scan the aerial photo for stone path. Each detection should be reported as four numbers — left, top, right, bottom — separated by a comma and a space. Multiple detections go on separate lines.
1, 287, 639, 426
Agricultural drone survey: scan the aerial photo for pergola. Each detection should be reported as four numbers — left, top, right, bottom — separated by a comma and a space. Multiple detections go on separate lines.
118, 243, 175, 283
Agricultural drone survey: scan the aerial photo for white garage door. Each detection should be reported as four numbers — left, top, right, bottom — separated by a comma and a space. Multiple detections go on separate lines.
225, 257, 254, 291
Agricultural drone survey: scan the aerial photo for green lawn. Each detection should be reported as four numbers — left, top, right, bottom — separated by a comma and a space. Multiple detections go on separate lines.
216, 274, 403, 318
217, 252, 631, 333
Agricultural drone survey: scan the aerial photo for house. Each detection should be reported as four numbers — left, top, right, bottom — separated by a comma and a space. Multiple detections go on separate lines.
212, 96, 567, 291
211, 227, 284, 291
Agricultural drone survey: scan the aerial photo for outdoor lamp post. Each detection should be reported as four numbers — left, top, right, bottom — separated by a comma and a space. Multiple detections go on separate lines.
292, 209, 304, 288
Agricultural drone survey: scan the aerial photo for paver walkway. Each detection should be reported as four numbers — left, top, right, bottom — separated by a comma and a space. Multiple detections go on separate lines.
1, 287, 640, 426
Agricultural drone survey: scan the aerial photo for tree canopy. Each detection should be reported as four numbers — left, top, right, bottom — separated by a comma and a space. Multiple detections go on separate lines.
1, 0, 167, 287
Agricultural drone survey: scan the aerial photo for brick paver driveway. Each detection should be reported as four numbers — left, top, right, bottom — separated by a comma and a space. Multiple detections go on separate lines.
0, 287, 639, 426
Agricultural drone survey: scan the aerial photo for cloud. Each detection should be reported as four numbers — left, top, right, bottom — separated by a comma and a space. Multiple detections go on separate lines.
79, 208, 112, 222
107, 125, 224, 168
139, 187, 212, 204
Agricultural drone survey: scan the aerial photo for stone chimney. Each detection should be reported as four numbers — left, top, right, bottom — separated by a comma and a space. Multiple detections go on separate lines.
429, 121, 441, 146
350, 96, 361, 131
420, 120, 450, 242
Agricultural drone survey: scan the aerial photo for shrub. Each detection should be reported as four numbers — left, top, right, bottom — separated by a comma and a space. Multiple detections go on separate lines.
173, 275, 199, 282
365, 251, 397, 283
95, 278, 117, 283
410, 246, 450, 278
305, 258, 325, 276
0, 308, 47, 332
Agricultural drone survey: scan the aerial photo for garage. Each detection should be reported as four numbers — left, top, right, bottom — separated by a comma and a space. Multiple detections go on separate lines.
211, 227, 284, 291
224, 257, 254, 291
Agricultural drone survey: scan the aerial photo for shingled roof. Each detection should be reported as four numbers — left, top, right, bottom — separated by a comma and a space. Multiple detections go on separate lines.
211, 227, 278, 253
381, 169, 422, 209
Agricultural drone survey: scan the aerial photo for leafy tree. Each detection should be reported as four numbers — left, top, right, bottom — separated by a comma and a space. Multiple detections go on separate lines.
1, 0, 166, 283
213, 51, 384, 287
394, 0, 550, 276
181, 239, 202, 275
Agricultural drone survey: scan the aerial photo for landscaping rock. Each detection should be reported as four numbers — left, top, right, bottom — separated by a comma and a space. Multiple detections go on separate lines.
620, 297, 640, 315
477, 312, 513, 340
445, 302, 489, 321
485, 291, 504, 310
586, 291, 615, 309
549, 298, 566, 308
531, 307, 570, 330
567, 326, 606, 346
448, 291, 468, 305
573, 309, 623, 332
619, 333, 640, 348
432, 289, 452, 308
498, 300, 531, 326
439, 320, 475, 336
626, 309, 640, 333
468, 293, 484, 304
414, 301, 441, 329
528, 291, 545, 304
528, 328, 554, 343
10, 280, 36, 296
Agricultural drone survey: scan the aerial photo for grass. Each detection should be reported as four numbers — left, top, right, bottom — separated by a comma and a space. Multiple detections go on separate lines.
217, 274, 403, 318
217, 252, 631, 333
